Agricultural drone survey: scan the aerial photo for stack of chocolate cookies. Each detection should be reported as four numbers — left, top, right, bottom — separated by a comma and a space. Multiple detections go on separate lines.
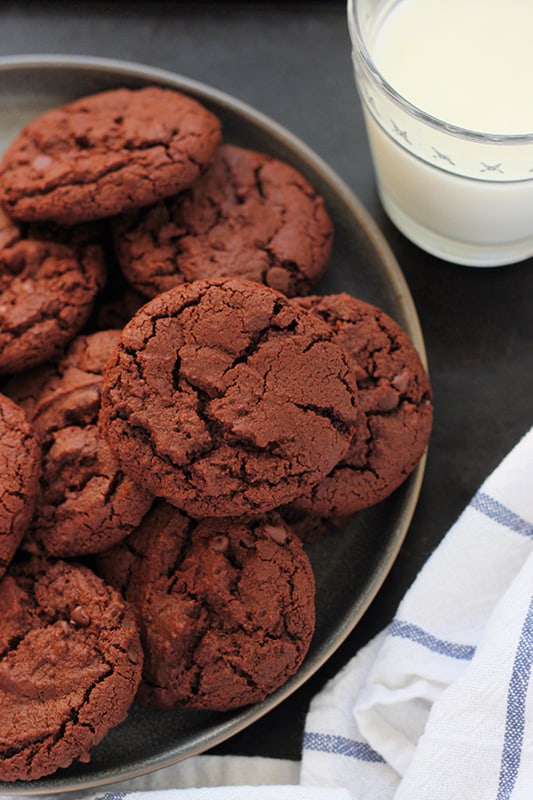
0, 86, 432, 782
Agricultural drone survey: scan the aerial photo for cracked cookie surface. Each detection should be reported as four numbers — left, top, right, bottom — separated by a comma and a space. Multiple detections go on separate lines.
0, 558, 143, 782
112, 143, 333, 298
96, 503, 315, 711
99, 278, 359, 517
0, 86, 222, 225
6, 330, 153, 557
0, 393, 41, 578
282, 293, 433, 540
0, 209, 106, 375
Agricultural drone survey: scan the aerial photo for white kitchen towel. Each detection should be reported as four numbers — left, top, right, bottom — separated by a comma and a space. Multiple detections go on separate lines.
301, 423, 533, 799
9, 425, 533, 800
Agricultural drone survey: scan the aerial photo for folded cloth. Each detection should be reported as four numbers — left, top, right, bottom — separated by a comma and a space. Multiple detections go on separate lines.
11, 425, 533, 800
302, 424, 533, 799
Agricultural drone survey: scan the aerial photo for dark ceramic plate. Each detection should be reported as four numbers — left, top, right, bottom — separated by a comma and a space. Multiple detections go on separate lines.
0, 55, 427, 795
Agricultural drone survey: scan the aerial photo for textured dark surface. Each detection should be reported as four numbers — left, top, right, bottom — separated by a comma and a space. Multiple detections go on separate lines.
0, 0, 530, 777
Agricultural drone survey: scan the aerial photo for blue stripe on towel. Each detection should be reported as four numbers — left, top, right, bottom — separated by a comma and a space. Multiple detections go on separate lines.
303, 732, 385, 763
96, 794, 127, 800
389, 619, 476, 661
470, 492, 533, 538
496, 595, 533, 800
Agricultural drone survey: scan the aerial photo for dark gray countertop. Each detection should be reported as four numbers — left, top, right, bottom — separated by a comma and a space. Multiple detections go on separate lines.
1, 0, 531, 766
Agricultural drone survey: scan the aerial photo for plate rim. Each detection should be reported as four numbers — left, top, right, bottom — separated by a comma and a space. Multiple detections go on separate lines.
0, 53, 427, 794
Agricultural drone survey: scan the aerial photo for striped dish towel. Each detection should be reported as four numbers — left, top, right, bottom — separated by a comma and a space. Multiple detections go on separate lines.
302, 424, 533, 799
15, 426, 532, 800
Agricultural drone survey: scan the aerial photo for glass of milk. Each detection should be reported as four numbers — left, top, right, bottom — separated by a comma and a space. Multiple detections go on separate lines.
347, 0, 533, 266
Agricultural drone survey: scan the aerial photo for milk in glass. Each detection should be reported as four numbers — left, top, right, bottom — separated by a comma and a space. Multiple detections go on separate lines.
354, 0, 533, 265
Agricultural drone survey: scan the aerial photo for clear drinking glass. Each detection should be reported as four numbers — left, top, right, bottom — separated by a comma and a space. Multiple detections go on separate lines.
347, 0, 533, 267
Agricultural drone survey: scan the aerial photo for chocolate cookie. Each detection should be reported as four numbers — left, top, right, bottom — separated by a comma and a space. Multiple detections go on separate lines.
0, 393, 41, 578
99, 278, 358, 517
112, 143, 333, 298
0, 557, 143, 782
96, 503, 315, 711
6, 330, 153, 557
0, 208, 106, 374
0, 86, 222, 225
282, 293, 433, 540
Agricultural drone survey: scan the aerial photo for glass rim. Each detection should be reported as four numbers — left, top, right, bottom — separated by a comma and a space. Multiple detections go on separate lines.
347, 0, 533, 144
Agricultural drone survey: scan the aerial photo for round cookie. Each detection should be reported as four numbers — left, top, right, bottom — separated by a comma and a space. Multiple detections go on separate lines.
0, 557, 143, 782
0, 208, 106, 374
99, 278, 358, 517
282, 293, 433, 541
0, 86, 222, 225
112, 143, 333, 298
0, 393, 41, 578
6, 330, 153, 557
96, 503, 315, 711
